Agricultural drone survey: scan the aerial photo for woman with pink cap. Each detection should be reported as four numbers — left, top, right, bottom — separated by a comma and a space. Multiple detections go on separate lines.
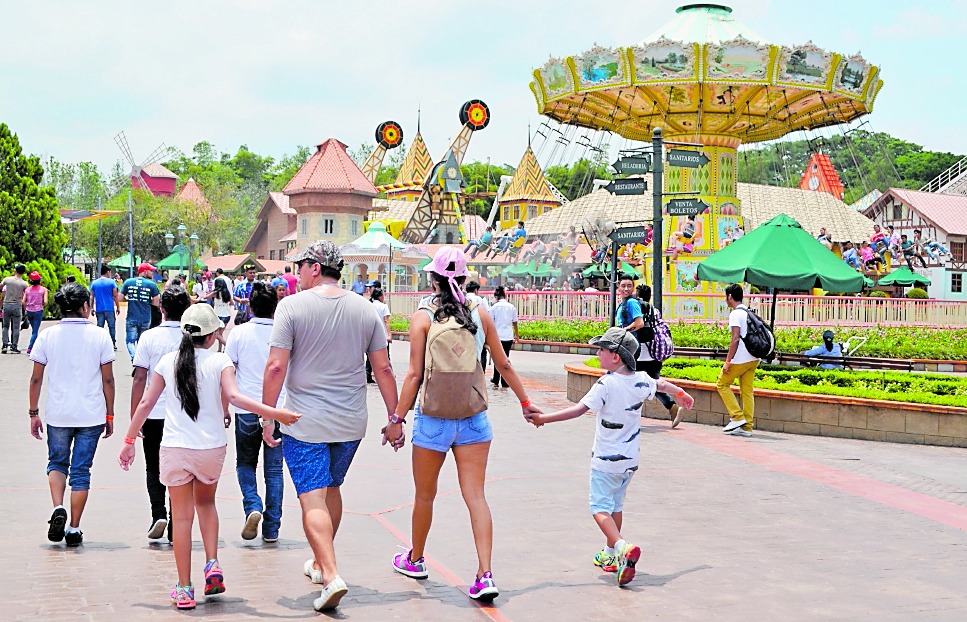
383, 246, 541, 602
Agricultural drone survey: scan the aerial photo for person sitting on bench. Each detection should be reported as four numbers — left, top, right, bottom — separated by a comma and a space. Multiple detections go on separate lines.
802, 330, 843, 370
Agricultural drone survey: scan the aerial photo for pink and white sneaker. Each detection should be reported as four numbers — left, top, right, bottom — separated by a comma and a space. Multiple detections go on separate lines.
392, 549, 428, 579
468, 571, 498, 601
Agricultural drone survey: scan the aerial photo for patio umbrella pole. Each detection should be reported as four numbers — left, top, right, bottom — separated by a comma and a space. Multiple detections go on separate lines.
770, 287, 778, 332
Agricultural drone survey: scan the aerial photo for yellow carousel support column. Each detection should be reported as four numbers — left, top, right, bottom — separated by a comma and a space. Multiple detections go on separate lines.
663, 135, 743, 321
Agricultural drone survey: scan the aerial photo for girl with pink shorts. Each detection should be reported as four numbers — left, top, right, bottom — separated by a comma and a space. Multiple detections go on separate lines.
118, 303, 300, 610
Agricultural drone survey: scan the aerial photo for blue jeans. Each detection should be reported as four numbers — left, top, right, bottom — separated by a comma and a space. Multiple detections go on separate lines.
412, 409, 493, 453
47, 424, 104, 491
26, 310, 43, 351
235, 413, 283, 538
125, 317, 150, 360
96, 310, 117, 346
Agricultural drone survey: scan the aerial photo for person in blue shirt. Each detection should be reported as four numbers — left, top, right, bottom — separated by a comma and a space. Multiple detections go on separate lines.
120, 263, 161, 360
512, 221, 527, 241
464, 226, 494, 259
352, 276, 366, 295
232, 264, 257, 324
841, 241, 861, 270
803, 330, 844, 370
90, 265, 120, 350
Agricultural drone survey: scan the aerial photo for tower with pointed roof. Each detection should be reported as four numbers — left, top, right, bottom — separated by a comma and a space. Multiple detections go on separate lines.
496, 144, 561, 231
799, 153, 846, 200
283, 138, 378, 249
176, 178, 215, 222
386, 118, 434, 202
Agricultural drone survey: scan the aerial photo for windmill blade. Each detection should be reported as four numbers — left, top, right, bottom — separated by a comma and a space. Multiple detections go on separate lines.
140, 143, 172, 168
114, 131, 137, 167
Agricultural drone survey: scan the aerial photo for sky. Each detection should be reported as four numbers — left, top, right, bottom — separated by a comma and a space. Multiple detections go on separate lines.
1, 0, 964, 178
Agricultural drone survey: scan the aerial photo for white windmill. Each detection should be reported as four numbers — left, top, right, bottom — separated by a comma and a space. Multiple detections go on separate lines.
114, 131, 177, 196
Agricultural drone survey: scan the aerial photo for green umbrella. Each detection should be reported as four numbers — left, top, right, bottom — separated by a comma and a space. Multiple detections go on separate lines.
863, 276, 875, 288
529, 262, 563, 278
697, 214, 865, 292
155, 252, 206, 271
582, 261, 637, 278
877, 266, 931, 287
697, 214, 865, 330
502, 263, 530, 277
107, 253, 142, 269
347, 222, 407, 251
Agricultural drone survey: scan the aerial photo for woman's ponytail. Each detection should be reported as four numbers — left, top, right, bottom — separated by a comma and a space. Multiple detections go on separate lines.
174, 330, 202, 421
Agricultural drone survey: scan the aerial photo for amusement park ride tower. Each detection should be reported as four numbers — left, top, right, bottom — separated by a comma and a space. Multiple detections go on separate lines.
529, 3, 883, 312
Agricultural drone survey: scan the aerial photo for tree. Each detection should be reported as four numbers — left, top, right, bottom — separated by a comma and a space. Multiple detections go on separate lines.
0, 123, 69, 274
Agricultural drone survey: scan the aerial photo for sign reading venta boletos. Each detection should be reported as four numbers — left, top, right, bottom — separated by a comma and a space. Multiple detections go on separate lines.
666, 198, 710, 216
611, 156, 651, 175
603, 178, 647, 195
608, 226, 647, 244
666, 149, 710, 168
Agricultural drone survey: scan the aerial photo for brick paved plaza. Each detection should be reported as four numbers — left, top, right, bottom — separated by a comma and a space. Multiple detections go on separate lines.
3, 328, 966, 621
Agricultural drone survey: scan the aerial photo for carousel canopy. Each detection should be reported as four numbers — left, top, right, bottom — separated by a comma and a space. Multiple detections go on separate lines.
348, 221, 407, 251
529, 4, 882, 143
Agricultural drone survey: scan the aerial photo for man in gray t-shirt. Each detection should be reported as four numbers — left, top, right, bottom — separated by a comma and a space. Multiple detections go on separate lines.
2, 263, 28, 353
262, 240, 398, 612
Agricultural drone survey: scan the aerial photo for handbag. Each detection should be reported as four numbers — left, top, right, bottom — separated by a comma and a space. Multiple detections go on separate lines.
21, 316, 29, 330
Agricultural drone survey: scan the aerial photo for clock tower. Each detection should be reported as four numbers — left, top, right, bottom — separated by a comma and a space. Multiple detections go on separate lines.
798, 153, 845, 200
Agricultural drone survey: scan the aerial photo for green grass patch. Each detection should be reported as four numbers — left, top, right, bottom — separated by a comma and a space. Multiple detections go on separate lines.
580, 357, 967, 408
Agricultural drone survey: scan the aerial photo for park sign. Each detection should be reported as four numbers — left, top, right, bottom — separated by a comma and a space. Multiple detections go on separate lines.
611, 155, 651, 175
666, 149, 710, 168
666, 198, 710, 216
608, 226, 647, 244
603, 178, 647, 195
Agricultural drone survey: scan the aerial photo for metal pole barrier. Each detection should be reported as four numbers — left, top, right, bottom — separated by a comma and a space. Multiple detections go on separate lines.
652, 127, 664, 315
609, 240, 618, 327
96, 197, 103, 277
128, 189, 134, 278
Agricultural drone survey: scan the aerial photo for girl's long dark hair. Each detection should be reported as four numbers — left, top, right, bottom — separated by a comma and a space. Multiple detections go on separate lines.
174, 330, 207, 421
429, 272, 476, 334
213, 277, 231, 303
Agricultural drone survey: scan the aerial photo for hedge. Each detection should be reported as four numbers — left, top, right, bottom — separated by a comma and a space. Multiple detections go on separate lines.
391, 316, 967, 360
583, 357, 967, 408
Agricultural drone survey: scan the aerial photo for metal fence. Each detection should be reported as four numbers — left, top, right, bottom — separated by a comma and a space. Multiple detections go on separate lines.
384, 291, 967, 327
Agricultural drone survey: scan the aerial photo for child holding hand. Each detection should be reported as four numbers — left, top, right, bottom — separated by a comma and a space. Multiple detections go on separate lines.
525, 327, 694, 587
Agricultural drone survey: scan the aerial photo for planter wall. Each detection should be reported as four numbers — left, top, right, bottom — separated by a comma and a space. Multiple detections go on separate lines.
565, 363, 967, 448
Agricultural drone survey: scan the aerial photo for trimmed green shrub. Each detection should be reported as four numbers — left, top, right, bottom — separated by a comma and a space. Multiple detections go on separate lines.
906, 288, 928, 299
391, 317, 967, 360
868, 290, 889, 298
582, 357, 967, 408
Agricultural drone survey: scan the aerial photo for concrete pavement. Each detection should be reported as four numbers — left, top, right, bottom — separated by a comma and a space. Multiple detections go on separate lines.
2, 319, 966, 621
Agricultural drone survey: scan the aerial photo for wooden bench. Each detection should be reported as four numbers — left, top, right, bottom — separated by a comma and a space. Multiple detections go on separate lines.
775, 351, 913, 372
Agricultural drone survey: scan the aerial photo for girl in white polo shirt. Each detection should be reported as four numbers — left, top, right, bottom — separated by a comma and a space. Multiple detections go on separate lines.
118, 303, 300, 610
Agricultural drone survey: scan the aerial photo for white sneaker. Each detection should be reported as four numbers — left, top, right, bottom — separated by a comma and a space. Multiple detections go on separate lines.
304, 559, 323, 584
313, 575, 348, 612
147, 518, 168, 539
722, 419, 746, 433
670, 404, 683, 429
241, 511, 262, 540
729, 428, 753, 437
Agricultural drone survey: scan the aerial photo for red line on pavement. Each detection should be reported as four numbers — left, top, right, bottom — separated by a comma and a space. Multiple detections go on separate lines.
369, 512, 513, 622
677, 425, 967, 532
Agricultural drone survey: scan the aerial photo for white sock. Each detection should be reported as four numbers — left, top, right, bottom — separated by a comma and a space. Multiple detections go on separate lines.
604, 546, 616, 556
53, 504, 65, 511
65, 526, 79, 534
614, 539, 627, 553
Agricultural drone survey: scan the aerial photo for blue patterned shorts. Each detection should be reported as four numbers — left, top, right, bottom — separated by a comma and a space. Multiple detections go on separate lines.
281, 435, 361, 495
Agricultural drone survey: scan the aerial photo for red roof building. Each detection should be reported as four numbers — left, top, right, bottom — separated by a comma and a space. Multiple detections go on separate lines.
798, 153, 845, 200
133, 162, 179, 196
243, 192, 297, 261
176, 178, 214, 222
282, 139, 377, 249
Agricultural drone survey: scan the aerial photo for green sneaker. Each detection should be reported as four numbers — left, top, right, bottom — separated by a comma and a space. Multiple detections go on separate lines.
616, 542, 641, 587
593, 549, 618, 573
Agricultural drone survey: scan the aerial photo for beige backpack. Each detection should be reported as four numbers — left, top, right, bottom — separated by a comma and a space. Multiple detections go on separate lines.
419, 302, 488, 419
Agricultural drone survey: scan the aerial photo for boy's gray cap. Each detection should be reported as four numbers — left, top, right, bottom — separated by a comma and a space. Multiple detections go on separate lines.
589, 327, 639, 371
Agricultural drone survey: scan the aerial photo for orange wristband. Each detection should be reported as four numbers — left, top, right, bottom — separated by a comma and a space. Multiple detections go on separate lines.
105, 415, 114, 421
520, 399, 532, 408
123, 436, 136, 445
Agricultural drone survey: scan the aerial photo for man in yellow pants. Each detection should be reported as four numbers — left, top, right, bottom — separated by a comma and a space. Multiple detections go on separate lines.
716, 284, 759, 437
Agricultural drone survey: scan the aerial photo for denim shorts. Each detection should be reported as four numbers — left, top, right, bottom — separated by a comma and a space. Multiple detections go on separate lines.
281, 435, 361, 496
589, 469, 634, 515
411, 406, 493, 453
47, 424, 104, 491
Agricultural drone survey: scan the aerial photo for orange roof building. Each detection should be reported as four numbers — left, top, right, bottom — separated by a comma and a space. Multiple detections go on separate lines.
176, 178, 215, 222
799, 153, 845, 200
496, 145, 561, 231
282, 138, 377, 249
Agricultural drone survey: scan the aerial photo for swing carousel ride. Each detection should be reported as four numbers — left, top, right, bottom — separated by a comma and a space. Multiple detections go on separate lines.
528, 3, 883, 311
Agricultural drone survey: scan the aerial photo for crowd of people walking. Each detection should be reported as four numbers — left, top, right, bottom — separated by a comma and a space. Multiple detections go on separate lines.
9, 240, 777, 614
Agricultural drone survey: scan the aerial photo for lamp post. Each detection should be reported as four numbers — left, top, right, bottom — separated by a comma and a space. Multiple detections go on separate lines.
165, 224, 198, 280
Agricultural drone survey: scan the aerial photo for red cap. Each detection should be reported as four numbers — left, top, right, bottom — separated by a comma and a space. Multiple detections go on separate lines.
29, 271, 41, 281
137, 262, 157, 273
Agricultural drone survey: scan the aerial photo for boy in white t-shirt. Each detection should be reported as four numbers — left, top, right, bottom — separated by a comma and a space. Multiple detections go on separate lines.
525, 327, 694, 587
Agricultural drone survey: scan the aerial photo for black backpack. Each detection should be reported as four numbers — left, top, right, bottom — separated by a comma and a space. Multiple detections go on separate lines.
737, 305, 775, 360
